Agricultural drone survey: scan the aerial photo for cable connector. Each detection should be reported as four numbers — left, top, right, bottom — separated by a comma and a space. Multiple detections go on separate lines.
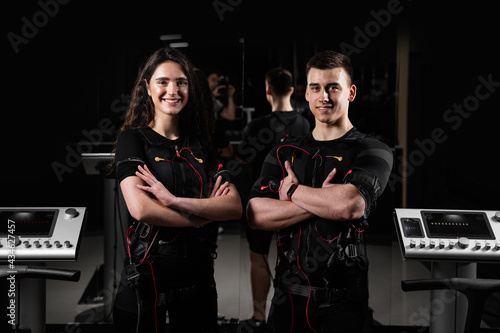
125, 263, 141, 288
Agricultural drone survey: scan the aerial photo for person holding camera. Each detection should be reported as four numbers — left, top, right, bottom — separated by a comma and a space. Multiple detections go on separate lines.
207, 70, 237, 121
207, 70, 237, 158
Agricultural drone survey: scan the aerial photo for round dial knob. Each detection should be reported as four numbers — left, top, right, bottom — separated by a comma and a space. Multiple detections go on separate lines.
458, 237, 469, 249
495, 211, 500, 222
65, 208, 79, 219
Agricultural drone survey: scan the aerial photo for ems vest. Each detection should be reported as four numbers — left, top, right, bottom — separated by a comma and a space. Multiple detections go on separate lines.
272, 132, 370, 289
128, 128, 219, 260
137, 128, 210, 198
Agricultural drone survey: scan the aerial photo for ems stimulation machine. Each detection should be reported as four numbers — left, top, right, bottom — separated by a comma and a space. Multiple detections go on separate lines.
1, 207, 87, 333
394, 209, 500, 333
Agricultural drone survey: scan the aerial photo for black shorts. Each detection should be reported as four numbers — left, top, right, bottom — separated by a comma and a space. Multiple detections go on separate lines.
245, 223, 275, 255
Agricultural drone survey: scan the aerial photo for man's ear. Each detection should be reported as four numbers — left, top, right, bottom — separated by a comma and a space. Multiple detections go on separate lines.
265, 84, 274, 96
348, 84, 356, 102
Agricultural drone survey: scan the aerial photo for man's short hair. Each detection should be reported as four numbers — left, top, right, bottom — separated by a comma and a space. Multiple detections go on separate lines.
306, 50, 354, 85
265, 67, 293, 97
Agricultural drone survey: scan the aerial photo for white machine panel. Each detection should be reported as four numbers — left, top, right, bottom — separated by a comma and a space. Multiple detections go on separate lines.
394, 208, 500, 262
0, 207, 86, 261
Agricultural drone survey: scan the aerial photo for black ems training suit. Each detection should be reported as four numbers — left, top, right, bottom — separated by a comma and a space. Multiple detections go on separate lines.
113, 127, 225, 333
249, 128, 393, 333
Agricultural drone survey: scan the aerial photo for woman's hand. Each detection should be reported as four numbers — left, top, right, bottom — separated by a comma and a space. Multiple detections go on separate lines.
209, 175, 230, 198
322, 168, 337, 188
135, 165, 176, 207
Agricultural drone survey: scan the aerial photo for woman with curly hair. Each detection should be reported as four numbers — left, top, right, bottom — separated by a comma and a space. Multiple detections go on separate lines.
112, 47, 242, 333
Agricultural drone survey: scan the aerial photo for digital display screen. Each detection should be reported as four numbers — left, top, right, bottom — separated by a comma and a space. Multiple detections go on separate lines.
422, 211, 494, 239
402, 218, 424, 237
0, 210, 58, 237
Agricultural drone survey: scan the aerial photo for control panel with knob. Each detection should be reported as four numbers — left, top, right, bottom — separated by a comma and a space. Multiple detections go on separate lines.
0, 207, 86, 261
394, 209, 500, 262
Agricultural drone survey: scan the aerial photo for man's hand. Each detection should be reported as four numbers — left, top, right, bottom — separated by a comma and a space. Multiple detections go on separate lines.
279, 161, 299, 201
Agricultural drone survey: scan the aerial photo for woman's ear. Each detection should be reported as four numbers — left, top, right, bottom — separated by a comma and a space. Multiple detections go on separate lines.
145, 79, 151, 96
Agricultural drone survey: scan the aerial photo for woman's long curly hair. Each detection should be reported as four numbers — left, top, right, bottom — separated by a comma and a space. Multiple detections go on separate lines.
119, 47, 211, 141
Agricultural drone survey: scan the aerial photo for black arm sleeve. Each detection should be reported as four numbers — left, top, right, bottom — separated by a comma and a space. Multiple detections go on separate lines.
344, 138, 393, 216
114, 129, 145, 183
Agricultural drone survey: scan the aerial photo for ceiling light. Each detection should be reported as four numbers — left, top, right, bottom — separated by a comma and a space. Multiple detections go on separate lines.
159, 34, 183, 41
169, 42, 189, 48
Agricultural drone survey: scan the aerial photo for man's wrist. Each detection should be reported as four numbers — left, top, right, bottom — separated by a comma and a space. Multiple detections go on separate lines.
286, 183, 299, 201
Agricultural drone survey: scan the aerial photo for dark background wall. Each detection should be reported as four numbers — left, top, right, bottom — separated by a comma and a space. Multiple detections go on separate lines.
3, 0, 499, 234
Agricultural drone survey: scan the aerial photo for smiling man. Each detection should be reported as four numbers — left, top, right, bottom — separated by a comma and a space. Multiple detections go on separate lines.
247, 50, 393, 332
